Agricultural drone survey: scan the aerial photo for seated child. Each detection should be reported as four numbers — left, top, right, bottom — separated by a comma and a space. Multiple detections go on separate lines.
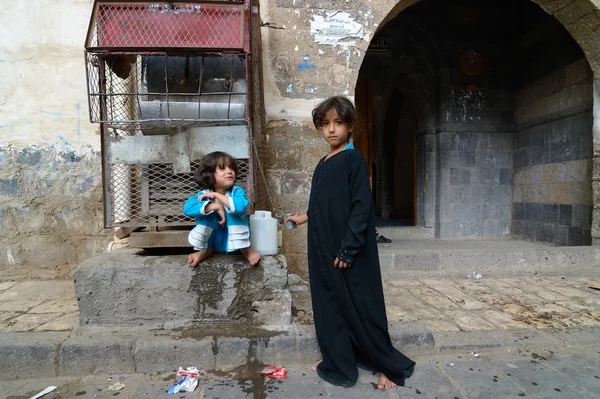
183, 151, 261, 267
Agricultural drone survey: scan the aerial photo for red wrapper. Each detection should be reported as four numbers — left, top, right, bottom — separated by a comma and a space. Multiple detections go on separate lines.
260, 366, 287, 379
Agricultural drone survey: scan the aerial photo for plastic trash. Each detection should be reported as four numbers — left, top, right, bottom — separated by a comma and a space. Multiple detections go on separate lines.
467, 272, 482, 279
177, 367, 200, 377
108, 382, 125, 391
29, 386, 57, 399
168, 375, 198, 394
260, 366, 287, 379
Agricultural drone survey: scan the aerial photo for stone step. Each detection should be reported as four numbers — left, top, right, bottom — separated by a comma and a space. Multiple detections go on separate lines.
376, 226, 435, 239
0, 323, 433, 379
377, 238, 600, 278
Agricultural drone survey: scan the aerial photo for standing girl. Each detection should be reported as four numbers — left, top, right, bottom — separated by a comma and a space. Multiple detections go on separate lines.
286, 96, 415, 389
184, 151, 261, 267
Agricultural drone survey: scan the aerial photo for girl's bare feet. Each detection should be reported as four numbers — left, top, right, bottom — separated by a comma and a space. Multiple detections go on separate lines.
240, 247, 261, 266
188, 249, 213, 267
312, 360, 322, 371
377, 374, 396, 390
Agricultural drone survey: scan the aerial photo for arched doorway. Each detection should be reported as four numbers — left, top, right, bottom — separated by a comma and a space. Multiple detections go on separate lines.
355, 0, 595, 245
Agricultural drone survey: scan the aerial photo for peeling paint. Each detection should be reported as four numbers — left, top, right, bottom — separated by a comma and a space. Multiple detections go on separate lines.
310, 11, 365, 46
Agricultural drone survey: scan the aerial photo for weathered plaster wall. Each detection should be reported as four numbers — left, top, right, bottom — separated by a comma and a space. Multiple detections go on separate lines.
0, 2, 110, 278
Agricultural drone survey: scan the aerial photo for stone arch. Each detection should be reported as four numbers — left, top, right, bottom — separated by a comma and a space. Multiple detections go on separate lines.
359, 0, 600, 87
355, 0, 597, 243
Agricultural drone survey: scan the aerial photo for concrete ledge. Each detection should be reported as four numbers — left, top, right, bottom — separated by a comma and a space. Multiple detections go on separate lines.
0, 322, 435, 379
75, 249, 291, 327
4, 324, 600, 379
135, 336, 216, 372
60, 333, 136, 375
0, 332, 68, 380
378, 239, 600, 278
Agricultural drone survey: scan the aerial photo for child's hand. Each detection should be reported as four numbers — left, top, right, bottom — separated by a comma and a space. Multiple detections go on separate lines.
198, 193, 216, 202
285, 212, 307, 226
216, 204, 227, 226
334, 257, 351, 269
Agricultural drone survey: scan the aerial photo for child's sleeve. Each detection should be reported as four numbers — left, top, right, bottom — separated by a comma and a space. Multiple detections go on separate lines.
227, 186, 250, 215
336, 151, 372, 264
183, 191, 213, 218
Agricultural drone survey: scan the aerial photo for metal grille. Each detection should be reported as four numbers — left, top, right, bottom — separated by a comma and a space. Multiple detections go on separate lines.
87, 2, 245, 50
86, 52, 248, 130
108, 154, 250, 227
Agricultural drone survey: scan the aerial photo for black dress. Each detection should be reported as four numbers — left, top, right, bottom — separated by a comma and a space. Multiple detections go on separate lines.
307, 148, 415, 388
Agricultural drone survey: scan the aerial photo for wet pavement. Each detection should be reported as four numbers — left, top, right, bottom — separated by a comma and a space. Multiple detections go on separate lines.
4, 337, 600, 398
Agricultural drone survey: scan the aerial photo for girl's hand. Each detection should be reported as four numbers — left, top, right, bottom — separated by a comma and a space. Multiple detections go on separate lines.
334, 257, 351, 269
216, 204, 227, 226
285, 212, 308, 226
198, 193, 216, 202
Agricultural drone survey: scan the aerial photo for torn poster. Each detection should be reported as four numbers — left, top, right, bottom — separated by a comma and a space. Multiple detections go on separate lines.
310, 11, 366, 46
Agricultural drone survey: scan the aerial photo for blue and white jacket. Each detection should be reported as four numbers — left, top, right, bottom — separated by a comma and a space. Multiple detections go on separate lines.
183, 185, 251, 252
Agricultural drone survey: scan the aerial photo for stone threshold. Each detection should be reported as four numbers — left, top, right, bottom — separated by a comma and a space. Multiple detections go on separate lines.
0, 321, 433, 380
2, 320, 599, 382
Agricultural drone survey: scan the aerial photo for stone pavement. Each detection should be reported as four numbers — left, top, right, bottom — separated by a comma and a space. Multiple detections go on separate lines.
3, 329, 600, 398
3, 275, 599, 336
2, 273, 600, 393
292, 275, 600, 332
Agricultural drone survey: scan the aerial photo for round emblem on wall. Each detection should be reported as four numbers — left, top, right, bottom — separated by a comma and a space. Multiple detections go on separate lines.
460, 49, 483, 76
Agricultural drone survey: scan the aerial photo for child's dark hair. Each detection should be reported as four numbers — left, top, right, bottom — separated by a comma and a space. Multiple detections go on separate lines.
312, 96, 356, 138
194, 151, 238, 190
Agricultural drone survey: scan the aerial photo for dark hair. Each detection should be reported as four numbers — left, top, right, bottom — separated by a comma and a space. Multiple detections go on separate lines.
194, 151, 239, 190
312, 96, 356, 138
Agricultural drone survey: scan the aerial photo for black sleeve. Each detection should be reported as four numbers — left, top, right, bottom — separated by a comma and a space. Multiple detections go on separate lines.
336, 151, 372, 264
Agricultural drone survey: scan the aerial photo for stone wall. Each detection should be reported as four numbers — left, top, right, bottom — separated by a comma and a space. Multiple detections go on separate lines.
512, 54, 594, 245
436, 132, 513, 237
0, 146, 109, 279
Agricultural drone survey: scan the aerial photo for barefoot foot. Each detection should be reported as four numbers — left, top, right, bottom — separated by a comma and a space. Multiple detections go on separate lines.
240, 247, 261, 267
188, 249, 213, 267
312, 360, 322, 372
377, 374, 396, 390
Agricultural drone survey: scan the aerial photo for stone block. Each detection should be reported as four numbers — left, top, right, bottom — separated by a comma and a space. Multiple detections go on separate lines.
526, 202, 542, 221
524, 221, 538, 241
484, 202, 510, 220
559, 204, 572, 225
450, 168, 471, 185
564, 58, 592, 86
548, 182, 572, 204
135, 337, 215, 372
0, 332, 67, 379
256, 333, 298, 365
553, 225, 569, 246
512, 202, 526, 220
511, 220, 524, 237
75, 250, 291, 327
542, 203, 559, 223
456, 150, 476, 167
60, 334, 135, 375
568, 226, 584, 246
295, 324, 320, 363
215, 337, 250, 369
572, 204, 592, 228
499, 168, 511, 185
539, 223, 555, 243
572, 182, 592, 205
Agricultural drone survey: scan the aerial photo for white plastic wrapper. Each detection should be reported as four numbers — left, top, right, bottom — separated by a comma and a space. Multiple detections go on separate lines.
168, 375, 198, 394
